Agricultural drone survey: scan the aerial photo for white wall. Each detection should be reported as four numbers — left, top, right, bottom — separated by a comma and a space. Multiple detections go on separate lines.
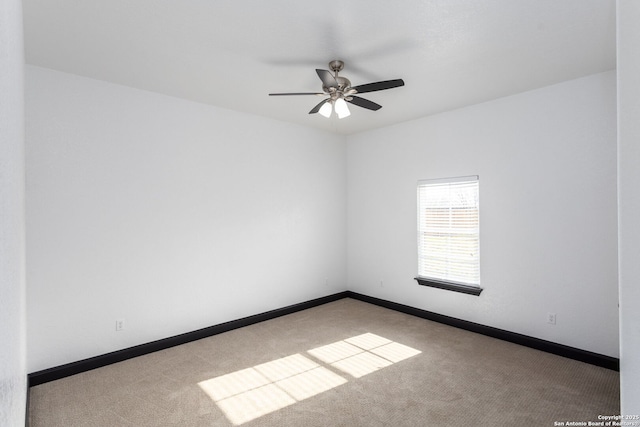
25, 66, 347, 372
347, 71, 619, 357
0, 0, 27, 425
25, 64, 620, 376
617, 0, 640, 414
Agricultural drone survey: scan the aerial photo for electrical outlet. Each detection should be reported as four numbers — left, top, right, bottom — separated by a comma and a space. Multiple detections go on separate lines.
116, 318, 125, 331
380, 279, 384, 288
547, 313, 556, 325
324, 277, 329, 287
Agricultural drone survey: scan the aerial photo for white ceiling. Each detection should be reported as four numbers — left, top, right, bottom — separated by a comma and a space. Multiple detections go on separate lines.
23, 0, 616, 135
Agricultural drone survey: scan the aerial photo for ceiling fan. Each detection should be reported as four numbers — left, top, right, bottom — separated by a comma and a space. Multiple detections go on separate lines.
269, 60, 404, 119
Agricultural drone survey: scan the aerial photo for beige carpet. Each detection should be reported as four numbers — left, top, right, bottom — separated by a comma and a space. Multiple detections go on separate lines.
29, 298, 619, 426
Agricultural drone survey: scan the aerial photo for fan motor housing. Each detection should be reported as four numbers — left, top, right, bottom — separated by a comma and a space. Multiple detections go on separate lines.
324, 76, 352, 93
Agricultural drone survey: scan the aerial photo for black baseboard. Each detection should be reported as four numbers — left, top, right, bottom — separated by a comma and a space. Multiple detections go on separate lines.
346, 291, 619, 371
27, 289, 618, 389
28, 291, 349, 386
25, 375, 30, 427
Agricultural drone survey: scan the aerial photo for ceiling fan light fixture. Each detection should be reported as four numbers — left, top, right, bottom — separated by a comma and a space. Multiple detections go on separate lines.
319, 101, 332, 118
269, 60, 404, 119
335, 98, 350, 119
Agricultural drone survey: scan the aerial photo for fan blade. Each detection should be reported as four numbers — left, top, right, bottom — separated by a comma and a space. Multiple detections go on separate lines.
352, 79, 405, 94
316, 69, 338, 88
309, 99, 329, 114
347, 96, 382, 111
269, 92, 324, 96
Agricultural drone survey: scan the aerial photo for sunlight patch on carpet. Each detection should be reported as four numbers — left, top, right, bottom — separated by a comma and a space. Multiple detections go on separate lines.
309, 333, 422, 378
345, 332, 392, 350
330, 351, 393, 378
198, 333, 421, 425
307, 340, 362, 364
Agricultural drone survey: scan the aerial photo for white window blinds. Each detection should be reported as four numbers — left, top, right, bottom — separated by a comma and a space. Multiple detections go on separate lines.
417, 176, 480, 287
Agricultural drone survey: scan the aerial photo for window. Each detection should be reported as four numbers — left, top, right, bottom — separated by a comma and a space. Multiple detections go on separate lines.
415, 176, 482, 296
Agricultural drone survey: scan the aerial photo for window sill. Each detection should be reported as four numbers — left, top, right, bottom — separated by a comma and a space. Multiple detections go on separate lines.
414, 277, 483, 296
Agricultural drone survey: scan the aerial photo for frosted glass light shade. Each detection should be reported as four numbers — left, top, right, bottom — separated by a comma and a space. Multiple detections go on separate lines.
319, 101, 332, 118
334, 98, 350, 119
